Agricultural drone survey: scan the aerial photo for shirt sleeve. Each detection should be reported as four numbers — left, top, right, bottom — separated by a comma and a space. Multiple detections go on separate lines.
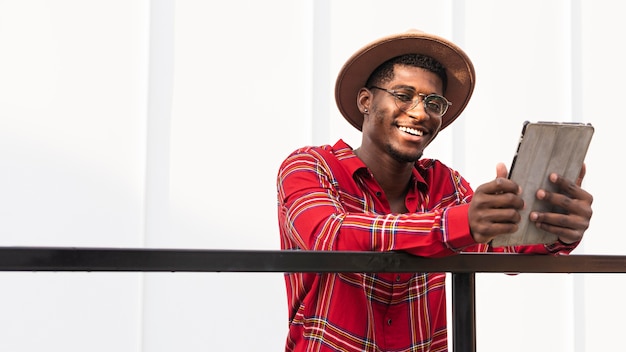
277, 149, 476, 258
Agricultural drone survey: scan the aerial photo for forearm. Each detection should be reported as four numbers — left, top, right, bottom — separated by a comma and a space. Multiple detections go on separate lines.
280, 197, 476, 257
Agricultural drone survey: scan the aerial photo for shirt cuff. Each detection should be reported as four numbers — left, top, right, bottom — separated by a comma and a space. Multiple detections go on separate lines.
443, 203, 476, 251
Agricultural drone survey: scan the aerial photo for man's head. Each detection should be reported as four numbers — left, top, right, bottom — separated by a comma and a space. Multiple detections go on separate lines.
356, 56, 448, 162
335, 30, 475, 132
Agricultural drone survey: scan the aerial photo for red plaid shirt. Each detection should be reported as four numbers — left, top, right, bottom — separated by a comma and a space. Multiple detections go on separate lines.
277, 140, 575, 352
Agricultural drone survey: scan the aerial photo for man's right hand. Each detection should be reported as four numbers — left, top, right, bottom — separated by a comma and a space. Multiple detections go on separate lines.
468, 163, 524, 243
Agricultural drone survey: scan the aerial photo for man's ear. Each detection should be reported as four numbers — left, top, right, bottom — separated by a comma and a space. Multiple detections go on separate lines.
357, 87, 371, 115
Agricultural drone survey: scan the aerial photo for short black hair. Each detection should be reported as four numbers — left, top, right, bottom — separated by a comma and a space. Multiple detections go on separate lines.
365, 54, 448, 93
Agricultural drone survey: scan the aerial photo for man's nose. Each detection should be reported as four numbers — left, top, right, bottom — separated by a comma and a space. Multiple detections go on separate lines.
406, 100, 429, 120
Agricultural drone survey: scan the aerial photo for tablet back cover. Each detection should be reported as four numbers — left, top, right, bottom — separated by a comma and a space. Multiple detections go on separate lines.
491, 121, 594, 247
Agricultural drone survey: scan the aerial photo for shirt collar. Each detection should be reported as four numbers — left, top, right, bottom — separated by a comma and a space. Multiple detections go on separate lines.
331, 139, 429, 191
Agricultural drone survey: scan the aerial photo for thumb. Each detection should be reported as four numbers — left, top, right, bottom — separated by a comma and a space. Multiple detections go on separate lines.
496, 162, 508, 179
576, 163, 586, 186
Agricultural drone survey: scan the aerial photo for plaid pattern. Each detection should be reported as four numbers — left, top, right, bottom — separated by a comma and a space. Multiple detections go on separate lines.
277, 139, 575, 352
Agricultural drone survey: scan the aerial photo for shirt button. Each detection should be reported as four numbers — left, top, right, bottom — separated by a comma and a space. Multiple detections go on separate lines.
395, 275, 401, 282
376, 191, 382, 197
387, 318, 392, 326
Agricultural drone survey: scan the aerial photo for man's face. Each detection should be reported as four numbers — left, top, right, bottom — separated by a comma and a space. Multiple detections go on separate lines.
361, 65, 445, 163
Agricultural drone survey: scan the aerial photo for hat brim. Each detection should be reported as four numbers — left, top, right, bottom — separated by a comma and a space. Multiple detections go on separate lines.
335, 31, 476, 131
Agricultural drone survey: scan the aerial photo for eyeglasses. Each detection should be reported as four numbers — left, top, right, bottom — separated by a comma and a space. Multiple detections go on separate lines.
369, 86, 452, 117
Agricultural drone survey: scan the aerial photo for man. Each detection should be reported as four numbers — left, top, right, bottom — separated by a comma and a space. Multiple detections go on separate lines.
276, 30, 592, 352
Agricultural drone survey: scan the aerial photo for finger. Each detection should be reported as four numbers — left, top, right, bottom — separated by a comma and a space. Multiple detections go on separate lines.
469, 203, 523, 241
537, 189, 593, 218
545, 173, 593, 205
535, 221, 583, 243
472, 223, 520, 243
472, 191, 525, 212
496, 162, 508, 179
531, 208, 590, 232
531, 212, 586, 243
475, 176, 520, 196
496, 162, 522, 194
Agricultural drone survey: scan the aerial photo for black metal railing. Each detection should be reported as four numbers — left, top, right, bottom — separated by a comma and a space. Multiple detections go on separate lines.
1, 247, 625, 352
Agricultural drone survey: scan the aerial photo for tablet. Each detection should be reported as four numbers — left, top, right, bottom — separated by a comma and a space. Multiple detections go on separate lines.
490, 121, 594, 247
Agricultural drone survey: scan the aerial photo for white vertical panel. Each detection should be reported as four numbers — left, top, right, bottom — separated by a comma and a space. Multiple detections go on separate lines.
0, 1, 148, 247
141, 1, 313, 351
166, 0, 313, 250
0, 1, 148, 351
311, 0, 331, 146
578, 0, 626, 350
142, 1, 175, 351
144, 0, 175, 247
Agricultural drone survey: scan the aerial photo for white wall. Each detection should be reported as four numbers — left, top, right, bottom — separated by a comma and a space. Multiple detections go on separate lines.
0, 0, 623, 351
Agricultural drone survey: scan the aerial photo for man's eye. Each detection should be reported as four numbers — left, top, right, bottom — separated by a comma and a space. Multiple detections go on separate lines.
425, 101, 442, 111
394, 93, 413, 102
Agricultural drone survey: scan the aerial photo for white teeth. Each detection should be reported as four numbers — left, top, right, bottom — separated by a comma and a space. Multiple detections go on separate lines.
398, 126, 423, 136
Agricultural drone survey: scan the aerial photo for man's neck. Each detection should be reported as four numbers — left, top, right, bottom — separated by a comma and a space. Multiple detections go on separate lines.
353, 147, 414, 207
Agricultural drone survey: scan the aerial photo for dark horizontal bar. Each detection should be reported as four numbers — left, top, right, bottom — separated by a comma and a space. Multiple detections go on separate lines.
0, 247, 625, 273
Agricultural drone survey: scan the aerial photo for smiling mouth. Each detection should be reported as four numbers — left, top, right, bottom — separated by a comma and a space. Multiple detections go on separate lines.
398, 126, 424, 136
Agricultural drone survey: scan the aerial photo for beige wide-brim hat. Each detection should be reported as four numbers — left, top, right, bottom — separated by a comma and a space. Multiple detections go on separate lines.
335, 30, 476, 131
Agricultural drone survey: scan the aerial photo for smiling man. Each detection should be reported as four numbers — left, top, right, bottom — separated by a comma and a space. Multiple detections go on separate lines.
276, 30, 593, 352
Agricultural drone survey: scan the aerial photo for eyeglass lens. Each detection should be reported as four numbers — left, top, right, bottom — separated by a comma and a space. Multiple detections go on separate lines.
396, 94, 448, 116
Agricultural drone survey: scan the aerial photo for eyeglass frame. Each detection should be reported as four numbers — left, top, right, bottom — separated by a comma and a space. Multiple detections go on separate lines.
368, 86, 452, 117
